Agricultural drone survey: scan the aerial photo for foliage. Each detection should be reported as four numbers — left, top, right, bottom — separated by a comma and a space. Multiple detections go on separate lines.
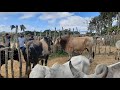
49, 50, 68, 59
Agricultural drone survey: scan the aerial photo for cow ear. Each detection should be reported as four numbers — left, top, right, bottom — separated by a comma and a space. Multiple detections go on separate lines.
69, 61, 85, 78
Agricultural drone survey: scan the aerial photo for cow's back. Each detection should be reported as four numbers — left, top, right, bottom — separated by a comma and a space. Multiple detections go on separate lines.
67, 37, 87, 51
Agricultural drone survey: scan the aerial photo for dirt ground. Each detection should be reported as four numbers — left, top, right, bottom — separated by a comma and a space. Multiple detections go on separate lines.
0, 45, 119, 78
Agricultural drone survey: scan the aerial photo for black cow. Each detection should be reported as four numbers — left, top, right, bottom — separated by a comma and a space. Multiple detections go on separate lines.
22, 36, 53, 68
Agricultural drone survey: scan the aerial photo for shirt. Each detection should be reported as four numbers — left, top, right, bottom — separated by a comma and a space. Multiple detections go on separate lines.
18, 37, 26, 47
5, 35, 11, 47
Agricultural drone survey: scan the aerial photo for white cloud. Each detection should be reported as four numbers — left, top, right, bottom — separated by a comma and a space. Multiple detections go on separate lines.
19, 12, 41, 19
0, 12, 41, 20
0, 25, 10, 32
3, 17, 8, 20
59, 16, 92, 33
38, 12, 74, 24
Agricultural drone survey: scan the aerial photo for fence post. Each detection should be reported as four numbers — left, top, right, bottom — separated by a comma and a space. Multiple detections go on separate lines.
62, 27, 64, 35
109, 35, 111, 55
15, 25, 22, 78
53, 27, 56, 42
10, 49, 14, 78
49, 29, 51, 37
39, 30, 42, 40
5, 48, 8, 78
46, 30, 48, 37
73, 28, 75, 36
0, 51, 1, 77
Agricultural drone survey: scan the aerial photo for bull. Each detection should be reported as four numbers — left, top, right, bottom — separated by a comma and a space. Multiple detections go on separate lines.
54, 34, 94, 63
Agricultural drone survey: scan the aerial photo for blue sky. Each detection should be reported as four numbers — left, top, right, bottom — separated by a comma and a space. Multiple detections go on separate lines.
0, 12, 100, 34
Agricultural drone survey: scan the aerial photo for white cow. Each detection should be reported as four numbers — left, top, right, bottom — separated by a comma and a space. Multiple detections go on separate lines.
29, 55, 91, 78
69, 61, 120, 78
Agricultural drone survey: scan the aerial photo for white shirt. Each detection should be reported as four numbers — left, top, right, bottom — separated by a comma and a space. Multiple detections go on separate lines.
18, 37, 26, 47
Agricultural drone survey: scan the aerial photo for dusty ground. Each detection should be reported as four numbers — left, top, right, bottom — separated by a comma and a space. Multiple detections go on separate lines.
0, 45, 119, 78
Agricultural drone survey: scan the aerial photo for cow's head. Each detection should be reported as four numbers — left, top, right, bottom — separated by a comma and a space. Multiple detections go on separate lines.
69, 61, 108, 78
54, 37, 61, 46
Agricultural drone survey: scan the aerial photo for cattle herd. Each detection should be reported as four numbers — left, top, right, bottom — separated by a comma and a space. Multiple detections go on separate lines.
0, 33, 120, 78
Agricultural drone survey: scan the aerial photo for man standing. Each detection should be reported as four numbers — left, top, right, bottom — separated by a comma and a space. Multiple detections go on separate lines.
5, 33, 11, 47
18, 34, 26, 54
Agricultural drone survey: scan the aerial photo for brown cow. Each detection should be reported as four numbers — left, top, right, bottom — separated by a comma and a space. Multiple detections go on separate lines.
54, 34, 94, 62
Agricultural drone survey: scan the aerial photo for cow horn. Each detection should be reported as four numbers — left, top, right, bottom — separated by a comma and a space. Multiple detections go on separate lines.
94, 64, 108, 78
69, 61, 85, 78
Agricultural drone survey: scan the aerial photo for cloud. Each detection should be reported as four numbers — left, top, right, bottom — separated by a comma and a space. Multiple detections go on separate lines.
19, 12, 41, 20
3, 17, 8, 20
59, 16, 92, 33
0, 17, 8, 20
0, 25, 10, 32
38, 12, 74, 24
0, 12, 40, 20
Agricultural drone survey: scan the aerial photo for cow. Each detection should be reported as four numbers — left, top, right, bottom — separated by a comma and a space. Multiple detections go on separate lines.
29, 55, 91, 78
69, 61, 120, 78
23, 36, 53, 69
54, 34, 94, 63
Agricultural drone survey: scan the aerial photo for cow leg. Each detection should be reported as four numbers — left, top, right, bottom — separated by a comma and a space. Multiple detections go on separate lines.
45, 55, 49, 66
32, 63, 36, 68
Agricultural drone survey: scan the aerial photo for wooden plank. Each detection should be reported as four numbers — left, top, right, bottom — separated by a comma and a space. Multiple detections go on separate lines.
0, 47, 9, 51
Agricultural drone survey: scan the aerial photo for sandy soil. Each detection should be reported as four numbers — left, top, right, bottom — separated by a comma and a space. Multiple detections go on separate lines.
0, 45, 119, 78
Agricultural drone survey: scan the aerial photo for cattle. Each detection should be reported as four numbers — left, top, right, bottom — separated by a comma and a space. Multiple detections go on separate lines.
29, 55, 91, 78
115, 40, 120, 60
23, 36, 53, 69
54, 34, 94, 63
69, 61, 120, 78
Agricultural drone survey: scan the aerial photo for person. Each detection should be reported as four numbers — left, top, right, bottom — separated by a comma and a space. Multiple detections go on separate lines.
5, 33, 11, 47
28, 34, 34, 41
18, 34, 26, 54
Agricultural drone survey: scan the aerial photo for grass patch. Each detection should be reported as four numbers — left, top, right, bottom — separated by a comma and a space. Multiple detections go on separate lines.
49, 50, 68, 60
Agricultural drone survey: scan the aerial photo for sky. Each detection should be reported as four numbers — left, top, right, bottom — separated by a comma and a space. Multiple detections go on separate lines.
0, 12, 100, 34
